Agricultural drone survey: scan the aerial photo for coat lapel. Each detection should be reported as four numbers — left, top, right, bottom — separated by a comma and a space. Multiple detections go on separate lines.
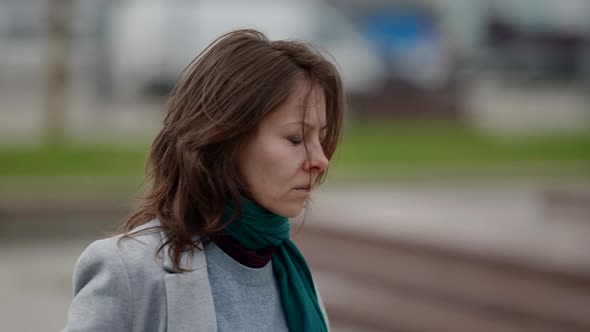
164, 272, 217, 331
160, 230, 217, 332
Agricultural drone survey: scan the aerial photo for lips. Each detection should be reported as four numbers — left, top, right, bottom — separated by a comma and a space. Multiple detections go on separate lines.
294, 186, 311, 190
294, 182, 312, 190
293, 186, 311, 196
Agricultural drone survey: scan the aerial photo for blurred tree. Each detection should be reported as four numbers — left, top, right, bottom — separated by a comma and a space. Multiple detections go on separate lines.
45, 0, 75, 146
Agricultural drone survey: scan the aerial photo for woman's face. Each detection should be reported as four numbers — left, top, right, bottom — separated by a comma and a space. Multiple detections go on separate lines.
236, 79, 329, 218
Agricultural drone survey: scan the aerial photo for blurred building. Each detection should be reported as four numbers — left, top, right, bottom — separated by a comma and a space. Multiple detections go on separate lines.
105, 0, 385, 104
1, 0, 589, 132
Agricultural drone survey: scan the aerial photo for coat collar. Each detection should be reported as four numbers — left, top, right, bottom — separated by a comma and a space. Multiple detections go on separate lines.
132, 219, 206, 273
135, 219, 218, 331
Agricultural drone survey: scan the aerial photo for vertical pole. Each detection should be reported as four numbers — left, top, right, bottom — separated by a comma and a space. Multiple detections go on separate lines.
45, 0, 75, 146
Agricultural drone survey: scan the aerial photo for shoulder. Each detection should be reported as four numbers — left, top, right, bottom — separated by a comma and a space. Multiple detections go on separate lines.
64, 221, 168, 331
74, 220, 166, 286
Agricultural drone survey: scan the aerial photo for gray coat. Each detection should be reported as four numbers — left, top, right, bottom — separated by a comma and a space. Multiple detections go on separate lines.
61, 220, 329, 331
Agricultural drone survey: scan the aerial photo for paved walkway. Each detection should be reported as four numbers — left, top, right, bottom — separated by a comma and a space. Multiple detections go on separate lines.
1, 181, 589, 331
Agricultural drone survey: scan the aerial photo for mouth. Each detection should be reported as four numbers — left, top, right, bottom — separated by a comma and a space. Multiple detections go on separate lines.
294, 185, 311, 190
293, 186, 311, 193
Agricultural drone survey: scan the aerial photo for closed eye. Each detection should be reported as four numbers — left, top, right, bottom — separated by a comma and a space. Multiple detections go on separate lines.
287, 136, 302, 145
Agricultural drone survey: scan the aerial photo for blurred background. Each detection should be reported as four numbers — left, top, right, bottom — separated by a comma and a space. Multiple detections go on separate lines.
1, 0, 590, 331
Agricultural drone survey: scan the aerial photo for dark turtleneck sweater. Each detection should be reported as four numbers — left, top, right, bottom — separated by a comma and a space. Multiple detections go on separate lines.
212, 235, 276, 268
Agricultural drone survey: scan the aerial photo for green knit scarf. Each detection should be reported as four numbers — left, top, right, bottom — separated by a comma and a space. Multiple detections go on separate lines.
222, 197, 328, 332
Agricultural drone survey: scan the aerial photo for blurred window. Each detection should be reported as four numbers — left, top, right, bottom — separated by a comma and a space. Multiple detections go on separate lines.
314, 10, 352, 43
0, 1, 47, 39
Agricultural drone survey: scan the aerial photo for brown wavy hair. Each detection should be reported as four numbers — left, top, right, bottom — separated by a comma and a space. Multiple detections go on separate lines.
118, 29, 344, 271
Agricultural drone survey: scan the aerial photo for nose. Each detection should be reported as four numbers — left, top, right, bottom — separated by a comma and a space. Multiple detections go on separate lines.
304, 141, 329, 173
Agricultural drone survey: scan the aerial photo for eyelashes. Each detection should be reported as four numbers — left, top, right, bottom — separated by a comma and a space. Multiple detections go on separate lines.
287, 136, 303, 145
287, 134, 327, 146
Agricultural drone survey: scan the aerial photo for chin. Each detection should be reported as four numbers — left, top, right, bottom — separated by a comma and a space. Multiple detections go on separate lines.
281, 210, 302, 219
272, 204, 305, 219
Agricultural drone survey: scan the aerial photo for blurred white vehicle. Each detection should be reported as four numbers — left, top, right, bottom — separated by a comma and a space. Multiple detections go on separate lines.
106, 0, 386, 101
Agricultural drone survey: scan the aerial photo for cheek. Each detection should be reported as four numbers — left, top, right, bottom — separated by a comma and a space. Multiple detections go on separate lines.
243, 139, 302, 196
267, 141, 306, 178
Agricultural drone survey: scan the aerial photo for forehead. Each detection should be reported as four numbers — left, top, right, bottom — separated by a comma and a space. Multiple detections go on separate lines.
264, 79, 327, 127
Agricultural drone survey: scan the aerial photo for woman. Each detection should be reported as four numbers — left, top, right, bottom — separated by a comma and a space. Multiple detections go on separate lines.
62, 29, 343, 332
